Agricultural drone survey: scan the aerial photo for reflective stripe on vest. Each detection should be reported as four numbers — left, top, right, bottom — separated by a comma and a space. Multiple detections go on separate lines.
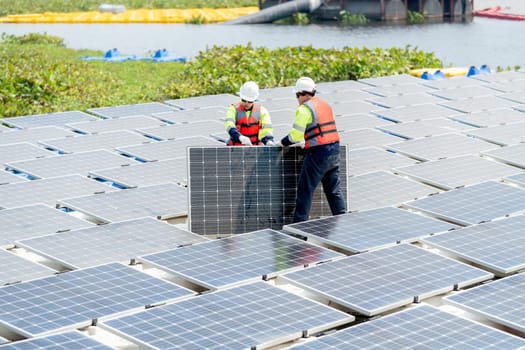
303, 98, 339, 149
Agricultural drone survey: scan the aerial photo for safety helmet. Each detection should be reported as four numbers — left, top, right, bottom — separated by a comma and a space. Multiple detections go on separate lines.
239, 81, 259, 102
294, 77, 316, 93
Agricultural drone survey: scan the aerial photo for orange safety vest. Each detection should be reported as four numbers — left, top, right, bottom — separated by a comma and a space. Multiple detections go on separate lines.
228, 103, 262, 146
303, 97, 340, 149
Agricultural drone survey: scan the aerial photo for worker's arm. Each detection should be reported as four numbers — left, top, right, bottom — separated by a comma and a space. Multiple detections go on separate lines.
258, 106, 274, 144
280, 105, 311, 146
224, 105, 241, 142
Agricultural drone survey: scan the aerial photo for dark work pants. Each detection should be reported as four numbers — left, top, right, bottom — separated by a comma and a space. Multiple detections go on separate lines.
293, 142, 346, 223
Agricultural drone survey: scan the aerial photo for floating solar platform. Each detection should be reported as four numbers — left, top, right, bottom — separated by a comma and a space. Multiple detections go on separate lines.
87, 102, 176, 118
347, 147, 417, 176
445, 273, 525, 334
448, 108, 525, 127
2, 111, 97, 129
137, 120, 224, 141
0, 204, 92, 247
403, 181, 525, 225
386, 133, 497, 161
317, 90, 375, 104
421, 215, 525, 276
505, 173, 525, 187
367, 93, 445, 109
466, 122, 525, 146
58, 183, 187, 223
151, 107, 227, 124
140, 229, 342, 290
17, 217, 207, 270
287, 304, 525, 350
482, 143, 525, 168
5, 150, 137, 179
499, 91, 525, 104
339, 128, 402, 149
0, 126, 76, 146
254, 108, 294, 125
439, 95, 517, 113
489, 79, 525, 93
279, 244, 493, 316
38, 130, 150, 154
471, 70, 525, 83
0, 171, 27, 186
89, 157, 186, 188
0, 262, 194, 338
261, 98, 297, 112
283, 206, 456, 254
372, 103, 464, 123
347, 171, 438, 212
331, 100, 384, 116
0, 143, 53, 165
100, 281, 354, 350
376, 118, 476, 139
429, 85, 502, 100
259, 86, 297, 99
362, 83, 436, 97
187, 146, 347, 235
164, 93, 238, 110
0, 331, 117, 350
67, 115, 167, 134
117, 135, 221, 162
394, 155, 522, 190
514, 104, 525, 113
358, 74, 421, 86
0, 175, 115, 209
333, 114, 393, 132
420, 76, 488, 89
0, 248, 56, 286
316, 79, 370, 92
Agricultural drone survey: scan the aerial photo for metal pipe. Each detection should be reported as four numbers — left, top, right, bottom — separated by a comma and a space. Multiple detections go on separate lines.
223, 0, 323, 24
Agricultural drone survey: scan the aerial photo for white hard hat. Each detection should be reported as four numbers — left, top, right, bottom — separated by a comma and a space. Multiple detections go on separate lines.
294, 77, 316, 93
239, 81, 259, 102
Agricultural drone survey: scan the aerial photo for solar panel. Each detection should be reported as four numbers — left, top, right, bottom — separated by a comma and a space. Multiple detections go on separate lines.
367, 93, 444, 109
394, 155, 522, 190
347, 147, 417, 176
260, 98, 297, 112
259, 86, 297, 99
116, 135, 222, 162
67, 115, 167, 134
140, 229, 342, 290
0, 126, 76, 146
5, 150, 137, 179
331, 100, 384, 116
429, 85, 502, 100
164, 93, 238, 110
347, 171, 439, 212
137, 120, 225, 140
403, 181, 525, 225
316, 79, 370, 92
471, 70, 525, 83
421, 215, 525, 276
151, 107, 227, 124
445, 273, 525, 334
0, 143, 53, 165
376, 118, 476, 139
2, 111, 97, 129
287, 304, 525, 350
283, 206, 457, 254
339, 128, 403, 149
505, 173, 525, 187
87, 102, 176, 118
0, 331, 116, 349
100, 281, 354, 350
187, 146, 347, 235
89, 157, 187, 188
420, 76, 487, 89
363, 83, 435, 97
0, 262, 194, 338
38, 130, 150, 154
0, 125, 9, 132
489, 79, 525, 93
372, 103, 464, 123
333, 114, 393, 132
359, 74, 421, 86
0, 248, 55, 285
466, 122, 525, 146
0, 204, 92, 247
0, 171, 27, 185
386, 133, 497, 161
17, 217, 207, 270
316, 90, 375, 104
0, 175, 115, 209
448, 108, 525, 127
279, 244, 493, 316
482, 143, 525, 168
499, 91, 525, 104
58, 183, 187, 223
439, 95, 517, 113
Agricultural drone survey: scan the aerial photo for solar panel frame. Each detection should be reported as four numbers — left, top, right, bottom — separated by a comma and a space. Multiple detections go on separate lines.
0, 171, 27, 185
339, 128, 403, 149
331, 100, 385, 116
445, 273, 525, 334
376, 118, 476, 140
372, 103, 465, 123
99, 281, 354, 350
465, 122, 525, 146
333, 114, 394, 132
2, 111, 98, 129
358, 74, 422, 87
279, 244, 493, 316
136, 120, 225, 141
0, 248, 56, 286
0, 142, 53, 165
0, 126, 76, 146
482, 143, 525, 168
283, 206, 457, 254
164, 94, 238, 110
0, 331, 117, 350
421, 215, 525, 276
504, 172, 525, 187
139, 229, 342, 290
151, 107, 227, 124
0, 262, 194, 338
16, 217, 207, 270
66, 115, 167, 134
347, 147, 418, 176
362, 83, 436, 97
448, 108, 525, 127
438, 95, 517, 113
367, 92, 445, 109
429, 85, 502, 100
87, 102, 176, 118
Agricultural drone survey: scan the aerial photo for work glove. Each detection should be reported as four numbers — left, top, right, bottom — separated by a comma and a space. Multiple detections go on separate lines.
239, 135, 252, 146
265, 140, 276, 146
291, 140, 305, 148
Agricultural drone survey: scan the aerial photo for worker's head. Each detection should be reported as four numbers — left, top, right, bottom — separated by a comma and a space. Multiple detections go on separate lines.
294, 77, 316, 96
239, 81, 259, 103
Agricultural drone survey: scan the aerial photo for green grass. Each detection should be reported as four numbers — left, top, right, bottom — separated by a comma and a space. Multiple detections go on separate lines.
0, 0, 258, 16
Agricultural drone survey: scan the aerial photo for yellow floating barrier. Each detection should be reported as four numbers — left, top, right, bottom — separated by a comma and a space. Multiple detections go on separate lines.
409, 67, 469, 78
0, 7, 259, 24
